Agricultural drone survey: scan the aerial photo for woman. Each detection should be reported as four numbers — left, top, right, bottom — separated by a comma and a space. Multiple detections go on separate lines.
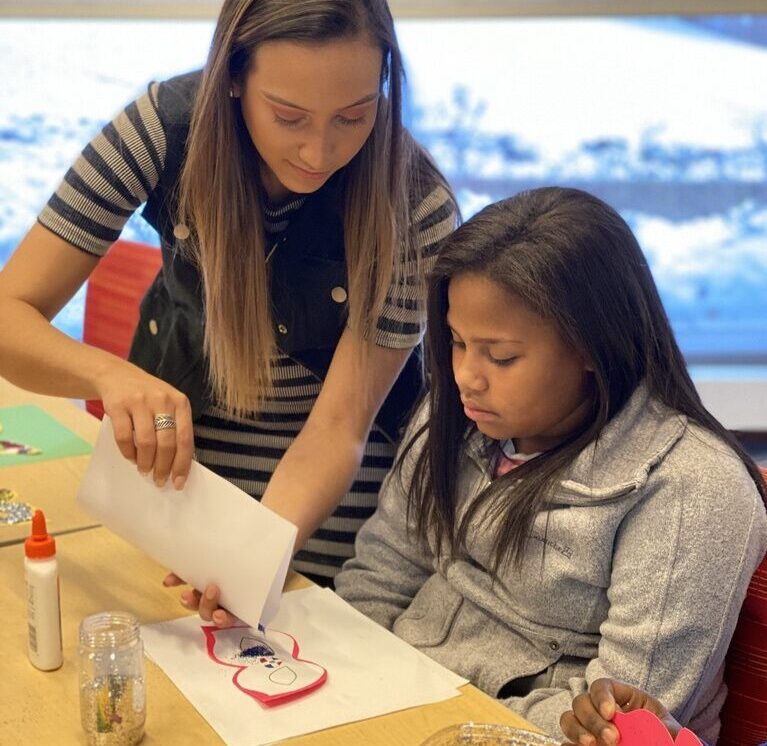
0, 0, 457, 615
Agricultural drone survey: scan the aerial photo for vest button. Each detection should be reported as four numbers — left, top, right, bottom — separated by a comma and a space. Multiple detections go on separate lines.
331, 286, 347, 304
173, 223, 190, 240
277, 323, 288, 335
148, 319, 159, 336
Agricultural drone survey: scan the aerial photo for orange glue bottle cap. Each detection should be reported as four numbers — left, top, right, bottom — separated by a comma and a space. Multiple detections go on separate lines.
24, 510, 56, 560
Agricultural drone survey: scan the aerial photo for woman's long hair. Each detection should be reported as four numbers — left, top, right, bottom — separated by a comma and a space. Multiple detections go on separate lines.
179, 0, 447, 415
406, 187, 767, 573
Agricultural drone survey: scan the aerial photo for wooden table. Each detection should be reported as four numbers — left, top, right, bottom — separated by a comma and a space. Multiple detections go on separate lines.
1, 526, 541, 745
0, 377, 100, 545
0, 376, 542, 743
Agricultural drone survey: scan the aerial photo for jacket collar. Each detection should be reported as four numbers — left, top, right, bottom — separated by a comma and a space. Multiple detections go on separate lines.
464, 382, 688, 504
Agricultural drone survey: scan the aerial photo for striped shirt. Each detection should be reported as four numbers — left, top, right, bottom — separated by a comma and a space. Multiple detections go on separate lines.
38, 80, 457, 584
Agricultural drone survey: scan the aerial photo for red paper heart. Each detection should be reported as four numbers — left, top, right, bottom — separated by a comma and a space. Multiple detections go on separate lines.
613, 709, 702, 746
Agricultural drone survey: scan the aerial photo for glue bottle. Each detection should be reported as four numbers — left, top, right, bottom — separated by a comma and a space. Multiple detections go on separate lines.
24, 509, 63, 670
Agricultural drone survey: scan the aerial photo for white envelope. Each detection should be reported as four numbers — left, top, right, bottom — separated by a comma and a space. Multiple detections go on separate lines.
76, 416, 297, 627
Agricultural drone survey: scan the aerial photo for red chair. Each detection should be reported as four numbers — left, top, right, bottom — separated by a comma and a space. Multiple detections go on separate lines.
718, 467, 767, 746
82, 239, 162, 419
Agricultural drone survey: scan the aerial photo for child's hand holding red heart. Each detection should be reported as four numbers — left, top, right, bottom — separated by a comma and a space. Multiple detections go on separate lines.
559, 678, 698, 746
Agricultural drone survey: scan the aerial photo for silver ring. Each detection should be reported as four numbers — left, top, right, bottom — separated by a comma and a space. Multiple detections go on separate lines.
153, 413, 177, 431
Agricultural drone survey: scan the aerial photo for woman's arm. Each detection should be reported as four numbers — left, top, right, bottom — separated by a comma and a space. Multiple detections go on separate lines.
0, 223, 105, 396
0, 81, 197, 487
263, 182, 457, 543
0, 224, 194, 487
259, 327, 411, 547
189, 327, 415, 623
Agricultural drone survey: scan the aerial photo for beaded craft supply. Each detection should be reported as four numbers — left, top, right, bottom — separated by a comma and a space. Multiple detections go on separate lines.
0, 487, 33, 525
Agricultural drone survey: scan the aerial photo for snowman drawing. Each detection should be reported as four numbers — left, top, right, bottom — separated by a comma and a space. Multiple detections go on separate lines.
203, 625, 327, 705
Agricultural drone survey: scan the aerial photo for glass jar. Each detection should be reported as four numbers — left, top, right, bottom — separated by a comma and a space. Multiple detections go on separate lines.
78, 611, 146, 746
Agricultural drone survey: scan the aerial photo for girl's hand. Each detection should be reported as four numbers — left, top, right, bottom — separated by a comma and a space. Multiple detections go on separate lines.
560, 678, 683, 746
96, 362, 194, 490
163, 573, 238, 627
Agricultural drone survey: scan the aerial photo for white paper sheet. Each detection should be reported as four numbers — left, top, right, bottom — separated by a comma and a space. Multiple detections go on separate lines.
76, 416, 297, 627
141, 586, 468, 746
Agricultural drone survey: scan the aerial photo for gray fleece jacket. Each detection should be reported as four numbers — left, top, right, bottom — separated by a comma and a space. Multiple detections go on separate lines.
335, 384, 767, 742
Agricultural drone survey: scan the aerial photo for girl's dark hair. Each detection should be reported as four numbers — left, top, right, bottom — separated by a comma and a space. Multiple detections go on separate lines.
405, 186, 767, 573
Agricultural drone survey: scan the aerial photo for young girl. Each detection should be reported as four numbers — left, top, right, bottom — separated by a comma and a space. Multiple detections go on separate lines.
0, 1, 457, 610
335, 187, 767, 741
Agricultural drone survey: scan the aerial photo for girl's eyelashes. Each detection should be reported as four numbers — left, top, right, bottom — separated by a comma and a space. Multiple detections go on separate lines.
489, 355, 518, 367
450, 337, 516, 366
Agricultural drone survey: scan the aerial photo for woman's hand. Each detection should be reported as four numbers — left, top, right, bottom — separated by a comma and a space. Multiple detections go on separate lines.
560, 678, 682, 746
163, 573, 238, 627
96, 362, 194, 489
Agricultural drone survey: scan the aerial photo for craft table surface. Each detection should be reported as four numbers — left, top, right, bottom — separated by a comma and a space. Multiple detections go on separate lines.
0, 377, 100, 546
2, 532, 540, 744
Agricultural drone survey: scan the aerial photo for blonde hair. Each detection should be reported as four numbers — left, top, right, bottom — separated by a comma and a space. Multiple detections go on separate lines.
179, 0, 445, 416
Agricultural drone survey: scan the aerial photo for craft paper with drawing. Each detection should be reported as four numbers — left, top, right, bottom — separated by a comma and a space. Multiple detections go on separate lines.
204, 625, 327, 705
141, 587, 467, 746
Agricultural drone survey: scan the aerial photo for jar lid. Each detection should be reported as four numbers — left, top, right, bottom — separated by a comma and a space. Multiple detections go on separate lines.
79, 611, 140, 648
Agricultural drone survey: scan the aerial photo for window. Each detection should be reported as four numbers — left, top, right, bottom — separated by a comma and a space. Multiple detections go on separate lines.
1, 6, 765, 426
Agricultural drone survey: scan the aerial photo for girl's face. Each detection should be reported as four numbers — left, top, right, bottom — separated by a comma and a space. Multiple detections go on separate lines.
237, 36, 382, 202
447, 272, 594, 454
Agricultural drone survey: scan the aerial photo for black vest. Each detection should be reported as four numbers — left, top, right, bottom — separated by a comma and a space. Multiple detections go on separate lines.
128, 71, 423, 441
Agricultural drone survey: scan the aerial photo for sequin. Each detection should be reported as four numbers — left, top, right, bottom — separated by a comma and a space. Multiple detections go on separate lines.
0, 488, 33, 525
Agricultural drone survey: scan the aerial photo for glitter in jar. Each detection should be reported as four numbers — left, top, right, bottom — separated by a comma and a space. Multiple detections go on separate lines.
80, 674, 145, 746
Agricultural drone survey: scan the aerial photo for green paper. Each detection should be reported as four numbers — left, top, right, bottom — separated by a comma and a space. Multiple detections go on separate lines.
0, 405, 92, 467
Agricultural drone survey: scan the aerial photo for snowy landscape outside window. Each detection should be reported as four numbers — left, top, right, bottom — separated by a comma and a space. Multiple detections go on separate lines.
1, 14, 765, 366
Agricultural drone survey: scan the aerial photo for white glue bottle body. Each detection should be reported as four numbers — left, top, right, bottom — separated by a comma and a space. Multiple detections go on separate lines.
24, 509, 63, 670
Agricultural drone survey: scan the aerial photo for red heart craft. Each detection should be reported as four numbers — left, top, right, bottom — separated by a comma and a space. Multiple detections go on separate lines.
204, 624, 327, 706
613, 709, 702, 746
